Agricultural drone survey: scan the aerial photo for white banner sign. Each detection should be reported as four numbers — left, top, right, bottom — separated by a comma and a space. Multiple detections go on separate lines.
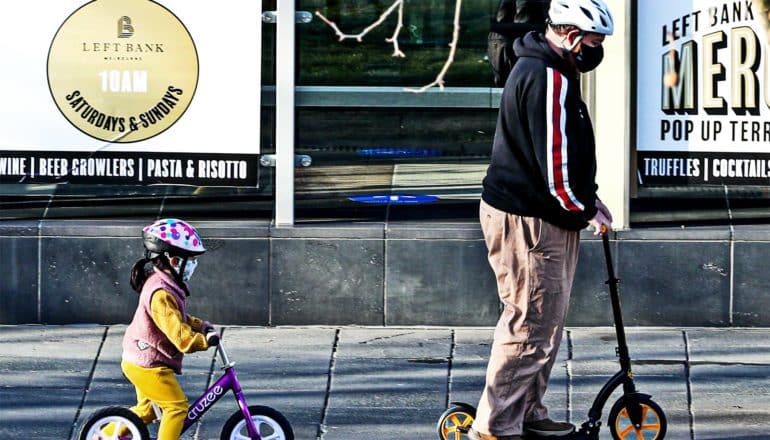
637, 0, 770, 184
0, 0, 262, 185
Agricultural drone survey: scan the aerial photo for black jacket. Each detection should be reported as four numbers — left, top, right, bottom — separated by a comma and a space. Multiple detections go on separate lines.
481, 31, 599, 231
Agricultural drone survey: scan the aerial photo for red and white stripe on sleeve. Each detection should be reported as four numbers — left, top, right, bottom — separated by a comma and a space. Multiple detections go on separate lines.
545, 67, 585, 212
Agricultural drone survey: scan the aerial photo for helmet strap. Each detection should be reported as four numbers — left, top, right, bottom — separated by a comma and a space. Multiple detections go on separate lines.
561, 31, 585, 53
164, 252, 191, 296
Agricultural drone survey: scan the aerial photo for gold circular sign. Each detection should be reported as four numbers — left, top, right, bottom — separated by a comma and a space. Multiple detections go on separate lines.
48, 0, 198, 143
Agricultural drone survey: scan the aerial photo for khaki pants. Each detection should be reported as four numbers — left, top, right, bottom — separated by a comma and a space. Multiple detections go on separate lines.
473, 200, 579, 436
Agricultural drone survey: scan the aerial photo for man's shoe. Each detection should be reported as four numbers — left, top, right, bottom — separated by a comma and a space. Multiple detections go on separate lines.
468, 428, 523, 440
523, 418, 575, 437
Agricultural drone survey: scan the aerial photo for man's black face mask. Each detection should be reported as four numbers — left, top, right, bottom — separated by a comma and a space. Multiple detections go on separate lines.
575, 43, 604, 72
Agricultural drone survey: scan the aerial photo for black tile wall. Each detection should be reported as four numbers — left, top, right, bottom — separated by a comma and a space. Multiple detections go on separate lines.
616, 240, 731, 326
0, 236, 38, 323
40, 236, 139, 324
2, 220, 768, 326
270, 237, 385, 325
385, 239, 498, 326
192, 238, 270, 325
567, 238, 614, 326
733, 241, 770, 326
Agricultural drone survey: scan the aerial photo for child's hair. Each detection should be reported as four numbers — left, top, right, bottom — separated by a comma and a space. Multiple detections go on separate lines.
130, 255, 173, 293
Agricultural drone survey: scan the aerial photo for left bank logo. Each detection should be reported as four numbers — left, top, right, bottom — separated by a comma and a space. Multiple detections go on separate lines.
47, 0, 198, 143
118, 16, 134, 38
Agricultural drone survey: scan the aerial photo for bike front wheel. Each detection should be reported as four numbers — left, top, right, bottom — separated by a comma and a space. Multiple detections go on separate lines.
77, 406, 150, 440
221, 405, 294, 440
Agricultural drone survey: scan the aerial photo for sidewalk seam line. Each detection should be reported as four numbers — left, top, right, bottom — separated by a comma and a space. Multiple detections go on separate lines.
268, 238, 273, 326
445, 328, 456, 408
68, 325, 109, 440
683, 330, 696, 440
382, 233, 387, 326
317, 327, 340, 439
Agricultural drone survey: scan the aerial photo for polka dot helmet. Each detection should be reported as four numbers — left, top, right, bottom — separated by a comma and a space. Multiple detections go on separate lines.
142, 218, 206, 257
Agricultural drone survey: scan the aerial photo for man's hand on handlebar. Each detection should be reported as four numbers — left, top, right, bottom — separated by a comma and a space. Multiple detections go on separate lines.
589, 199, 613, 235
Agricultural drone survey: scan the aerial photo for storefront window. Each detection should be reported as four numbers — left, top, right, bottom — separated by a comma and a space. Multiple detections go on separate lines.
299, 0, 493, 87
12, 0, 756, 227
293, 0, 497, 221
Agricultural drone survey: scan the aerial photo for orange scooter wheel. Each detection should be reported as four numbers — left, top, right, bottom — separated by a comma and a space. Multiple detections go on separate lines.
608, 396, 667, 440
436, 404, 476, 440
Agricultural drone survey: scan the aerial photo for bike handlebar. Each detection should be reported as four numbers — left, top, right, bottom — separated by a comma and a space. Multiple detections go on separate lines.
206, 330, 234, 368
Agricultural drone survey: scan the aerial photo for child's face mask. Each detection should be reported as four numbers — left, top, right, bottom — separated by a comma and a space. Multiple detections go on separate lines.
182, 258, 198, 282
170, 256, 198, 282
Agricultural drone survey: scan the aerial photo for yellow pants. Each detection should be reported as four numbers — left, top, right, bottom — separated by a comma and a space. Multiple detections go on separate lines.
121, 360, 189, 440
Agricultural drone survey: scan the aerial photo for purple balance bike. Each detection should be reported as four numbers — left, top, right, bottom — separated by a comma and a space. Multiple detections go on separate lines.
78, 332, 294, 440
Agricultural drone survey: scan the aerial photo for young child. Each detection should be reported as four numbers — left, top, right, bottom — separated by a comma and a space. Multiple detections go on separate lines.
121, 218, 219, 440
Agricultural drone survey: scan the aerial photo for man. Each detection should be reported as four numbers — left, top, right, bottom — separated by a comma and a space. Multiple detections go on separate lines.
470, 1, 614, 439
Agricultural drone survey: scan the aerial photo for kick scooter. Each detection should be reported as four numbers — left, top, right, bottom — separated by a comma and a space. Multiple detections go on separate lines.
78, 331, 294, 440
437, 229, 667, 440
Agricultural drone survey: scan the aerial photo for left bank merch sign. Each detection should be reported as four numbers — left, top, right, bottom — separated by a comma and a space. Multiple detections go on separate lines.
0, 0, 261, 186
637, 0, 770, 186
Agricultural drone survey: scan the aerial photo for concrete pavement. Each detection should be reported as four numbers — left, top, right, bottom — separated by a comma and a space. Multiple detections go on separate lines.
1, 325, 769, 440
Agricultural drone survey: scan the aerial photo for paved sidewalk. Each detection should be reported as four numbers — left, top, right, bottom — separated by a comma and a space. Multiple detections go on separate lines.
1, 325, 769, 440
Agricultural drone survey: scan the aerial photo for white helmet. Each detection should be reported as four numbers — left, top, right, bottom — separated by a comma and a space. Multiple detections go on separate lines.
548, 0, 614, 35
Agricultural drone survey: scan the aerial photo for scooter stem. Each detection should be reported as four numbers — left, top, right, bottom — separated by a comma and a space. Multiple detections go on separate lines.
601, 234, 635, 391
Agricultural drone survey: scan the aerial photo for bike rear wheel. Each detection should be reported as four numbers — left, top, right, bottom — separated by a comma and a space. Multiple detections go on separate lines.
78, 406, 150, 440
220, 405, 294, 440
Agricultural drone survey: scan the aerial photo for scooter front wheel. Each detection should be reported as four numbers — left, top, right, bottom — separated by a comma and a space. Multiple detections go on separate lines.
436, 404, 476, 440
608, 396, 667, 440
